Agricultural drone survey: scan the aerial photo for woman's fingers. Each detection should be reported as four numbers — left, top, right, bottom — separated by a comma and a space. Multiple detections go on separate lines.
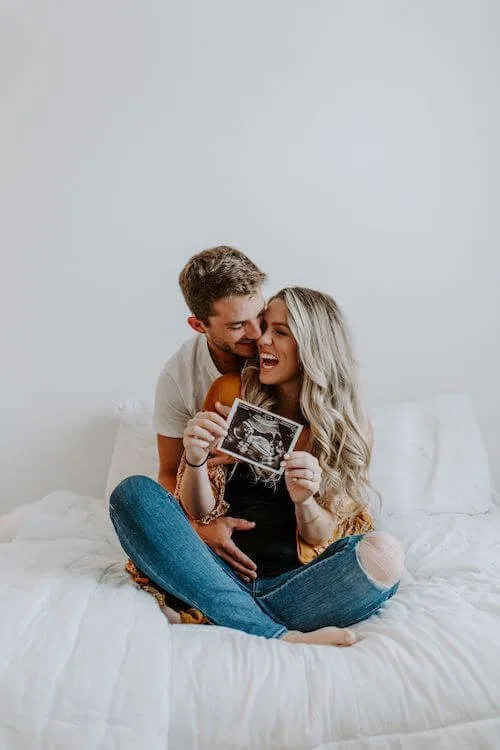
189, 417, 227, 438
285, 468, 318, 481
282, 453, 318, 469
186, 438, 212, 449
186, 421, 228, 452
185, 425, 214, 442
282, 459, 321, 486
198, 411, 228, 429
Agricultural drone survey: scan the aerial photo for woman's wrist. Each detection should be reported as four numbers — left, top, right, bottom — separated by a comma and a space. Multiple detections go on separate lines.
295, 497, 333, 544
185, 452, 209, 468
295, 496, 321, 526
295, 496, 318, 513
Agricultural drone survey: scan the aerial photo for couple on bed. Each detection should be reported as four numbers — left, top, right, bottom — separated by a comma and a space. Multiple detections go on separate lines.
110, 246, 404, 646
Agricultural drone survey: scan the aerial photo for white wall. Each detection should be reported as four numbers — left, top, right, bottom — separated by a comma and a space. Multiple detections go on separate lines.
1, 0, 499, 514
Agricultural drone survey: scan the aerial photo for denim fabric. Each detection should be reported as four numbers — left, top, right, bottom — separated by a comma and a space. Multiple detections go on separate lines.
109, 475, 399, 639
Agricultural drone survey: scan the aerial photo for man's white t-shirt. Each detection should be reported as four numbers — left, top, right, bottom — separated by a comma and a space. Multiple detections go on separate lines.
153, 335, 221, 438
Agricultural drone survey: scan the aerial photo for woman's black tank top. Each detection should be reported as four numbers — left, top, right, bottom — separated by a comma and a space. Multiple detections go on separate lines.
224, 463, 300, 577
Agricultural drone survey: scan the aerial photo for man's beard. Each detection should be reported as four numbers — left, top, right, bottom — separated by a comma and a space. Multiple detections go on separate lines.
209, 334, 258, 359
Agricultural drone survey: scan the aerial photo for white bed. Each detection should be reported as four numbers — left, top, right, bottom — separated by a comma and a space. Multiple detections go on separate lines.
1, 393, 499, 749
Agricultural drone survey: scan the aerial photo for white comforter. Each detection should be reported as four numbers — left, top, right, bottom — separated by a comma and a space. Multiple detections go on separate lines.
1, 492, 499, 750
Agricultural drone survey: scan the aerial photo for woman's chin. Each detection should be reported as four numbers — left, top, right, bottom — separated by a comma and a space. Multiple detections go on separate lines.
259, 368, 279, 384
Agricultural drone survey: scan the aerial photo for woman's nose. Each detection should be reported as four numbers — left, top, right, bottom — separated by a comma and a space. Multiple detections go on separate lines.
258, 328, 272, 346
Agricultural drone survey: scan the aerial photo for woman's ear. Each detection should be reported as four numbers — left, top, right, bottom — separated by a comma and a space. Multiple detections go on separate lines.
187, 316, 207, 334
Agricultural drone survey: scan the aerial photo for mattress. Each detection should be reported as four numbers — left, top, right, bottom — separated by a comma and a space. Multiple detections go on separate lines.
1, 491, 499, 749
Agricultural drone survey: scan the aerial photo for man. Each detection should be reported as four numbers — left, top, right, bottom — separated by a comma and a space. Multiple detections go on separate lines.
153, 245, 266, 580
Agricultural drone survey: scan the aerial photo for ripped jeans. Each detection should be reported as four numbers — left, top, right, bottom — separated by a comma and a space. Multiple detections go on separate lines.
109, 475, 400, 639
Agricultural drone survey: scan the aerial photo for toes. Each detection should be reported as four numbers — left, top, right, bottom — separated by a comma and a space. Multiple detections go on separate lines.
324, 626, 357, 646
341, 628, 356, 645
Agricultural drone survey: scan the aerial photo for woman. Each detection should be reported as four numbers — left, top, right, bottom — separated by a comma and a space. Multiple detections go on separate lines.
110, 288, 404, 646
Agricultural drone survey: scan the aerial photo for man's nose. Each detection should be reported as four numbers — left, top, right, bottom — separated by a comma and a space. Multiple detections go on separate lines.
245, 319, 262, 340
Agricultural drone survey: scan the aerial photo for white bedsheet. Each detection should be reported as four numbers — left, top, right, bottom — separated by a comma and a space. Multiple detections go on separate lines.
1, 492, 499, 749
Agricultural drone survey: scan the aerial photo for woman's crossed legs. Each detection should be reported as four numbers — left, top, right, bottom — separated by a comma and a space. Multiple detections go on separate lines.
109, 476, 403, 646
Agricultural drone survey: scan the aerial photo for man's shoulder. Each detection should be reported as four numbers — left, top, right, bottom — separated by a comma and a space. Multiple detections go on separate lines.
203, 373, 242, 410
154, 336, 212, 429
159, 335, 210, 375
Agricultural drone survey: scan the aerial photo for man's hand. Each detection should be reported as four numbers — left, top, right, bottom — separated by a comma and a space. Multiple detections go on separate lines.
193, 516, 257, 582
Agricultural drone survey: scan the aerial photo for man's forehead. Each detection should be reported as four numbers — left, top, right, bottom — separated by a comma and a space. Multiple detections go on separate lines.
210, 292, 265, 319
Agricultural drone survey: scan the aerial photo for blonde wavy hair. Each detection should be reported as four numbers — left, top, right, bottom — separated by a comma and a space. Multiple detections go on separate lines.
241, 287, 373, 520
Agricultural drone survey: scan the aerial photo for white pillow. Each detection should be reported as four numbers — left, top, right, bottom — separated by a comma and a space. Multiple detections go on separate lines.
370, 392, 491, 516
105, 401, 158, 503
105, 393, 492, 515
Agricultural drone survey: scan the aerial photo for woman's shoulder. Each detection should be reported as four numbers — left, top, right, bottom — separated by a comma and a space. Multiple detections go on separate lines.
203, 373, 242, 411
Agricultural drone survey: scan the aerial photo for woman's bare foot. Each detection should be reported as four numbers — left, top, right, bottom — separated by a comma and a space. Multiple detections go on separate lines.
281, 626, 356, 647
161, 605, 182, 624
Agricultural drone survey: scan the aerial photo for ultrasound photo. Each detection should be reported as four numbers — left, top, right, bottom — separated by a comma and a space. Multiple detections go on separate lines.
217, 398, 303, 474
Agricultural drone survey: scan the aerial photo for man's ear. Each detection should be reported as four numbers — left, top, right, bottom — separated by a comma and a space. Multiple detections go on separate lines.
187, 316, 207, 334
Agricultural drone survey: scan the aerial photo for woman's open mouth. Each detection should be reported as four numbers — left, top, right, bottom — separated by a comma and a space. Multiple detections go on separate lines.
260, 352, 279, 370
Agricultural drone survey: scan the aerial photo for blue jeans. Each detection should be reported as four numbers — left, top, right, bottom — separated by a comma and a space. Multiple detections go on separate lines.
109, 475, 399, 639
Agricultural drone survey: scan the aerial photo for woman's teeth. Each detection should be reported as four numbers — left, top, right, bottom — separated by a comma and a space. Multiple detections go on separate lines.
261, 353, 279, 369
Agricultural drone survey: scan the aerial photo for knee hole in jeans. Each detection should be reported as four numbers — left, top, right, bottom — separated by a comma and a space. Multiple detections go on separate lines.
356, 531, 404, 588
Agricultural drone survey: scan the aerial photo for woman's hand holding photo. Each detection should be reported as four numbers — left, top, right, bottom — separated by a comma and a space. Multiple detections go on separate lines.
183, 411, 228, 466
207, 402, 240, 468
282, 451, 322, 505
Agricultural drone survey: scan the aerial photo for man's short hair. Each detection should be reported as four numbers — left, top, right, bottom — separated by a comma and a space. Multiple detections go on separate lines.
179, 245, 267, 323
